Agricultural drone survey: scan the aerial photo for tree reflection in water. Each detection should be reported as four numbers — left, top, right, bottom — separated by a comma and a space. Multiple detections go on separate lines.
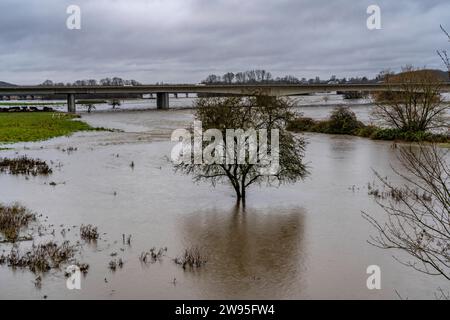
179, 205, 306, 299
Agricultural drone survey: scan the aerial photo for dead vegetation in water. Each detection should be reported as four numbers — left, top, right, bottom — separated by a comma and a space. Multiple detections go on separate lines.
174, 247, 207, 270
0, 241, 76, 273
108, 258, 124, 271
0, 156, 52, 176
0, 203, 36, 242
367, 181, 432, 202
80, 224, 99, 241
60, 147, 78, 154
76, 262, 89, 274
64, 262, 89, 277
140, 247, 167, 264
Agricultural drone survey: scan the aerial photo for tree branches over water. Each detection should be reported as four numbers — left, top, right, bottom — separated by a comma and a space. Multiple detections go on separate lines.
363, 144, 450, 280
372, 67, 448, 132
174, 95, 309, 204
437, 25, 450, 78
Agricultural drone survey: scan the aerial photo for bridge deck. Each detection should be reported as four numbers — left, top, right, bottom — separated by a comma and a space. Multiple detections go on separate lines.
1, 83, 449, 112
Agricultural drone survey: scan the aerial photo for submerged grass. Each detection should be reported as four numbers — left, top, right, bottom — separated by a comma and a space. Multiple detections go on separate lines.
0, 203, 36, 242
174, 247, 207, 270
140, 247, 167, 264
0, 241, 76, 273
0, 156, 52, 175
0, 112, 96, 143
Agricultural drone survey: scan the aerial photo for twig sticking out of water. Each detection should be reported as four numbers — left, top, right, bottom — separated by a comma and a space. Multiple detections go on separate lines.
122, 234, 132, 246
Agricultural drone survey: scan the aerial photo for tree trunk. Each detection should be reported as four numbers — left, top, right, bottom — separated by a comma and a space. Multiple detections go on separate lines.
234, 184, 241, 203
240, 185, 246, 206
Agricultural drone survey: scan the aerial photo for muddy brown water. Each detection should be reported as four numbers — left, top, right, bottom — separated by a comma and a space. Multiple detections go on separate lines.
0, 106, 448, 299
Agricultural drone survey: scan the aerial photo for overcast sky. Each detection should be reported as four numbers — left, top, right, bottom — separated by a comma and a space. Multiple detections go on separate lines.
0, 0, 449, 84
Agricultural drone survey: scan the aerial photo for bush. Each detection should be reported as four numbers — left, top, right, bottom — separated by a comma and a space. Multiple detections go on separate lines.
367, 129, 448, 142
288, 107, 364, 135
355, 125, 378, 138
325, 106, 364, 134
287, 106, 449, 143
368, 128, 400, 140
287, 117, 316, 131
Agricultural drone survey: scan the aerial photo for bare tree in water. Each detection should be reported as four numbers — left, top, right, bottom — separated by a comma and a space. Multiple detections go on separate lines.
363, 144, 450, 280
437, 25, 450, 78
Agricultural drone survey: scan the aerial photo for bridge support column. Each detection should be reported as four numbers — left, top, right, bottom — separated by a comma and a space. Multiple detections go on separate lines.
156, 92, 169, 109
67, 94, 76, 113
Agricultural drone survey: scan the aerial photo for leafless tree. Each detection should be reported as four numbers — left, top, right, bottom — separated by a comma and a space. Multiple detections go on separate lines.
222, 72, 235, 84
372, 67, 448, 132
437, 25, 450, 78
363, 143, 450, 280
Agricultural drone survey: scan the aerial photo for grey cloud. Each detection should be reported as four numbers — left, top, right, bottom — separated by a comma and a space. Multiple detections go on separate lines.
0, 0, 449, 84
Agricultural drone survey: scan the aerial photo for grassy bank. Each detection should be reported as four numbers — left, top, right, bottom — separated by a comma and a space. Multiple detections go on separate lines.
288, 107, 450, 144
0, 112, 97, 143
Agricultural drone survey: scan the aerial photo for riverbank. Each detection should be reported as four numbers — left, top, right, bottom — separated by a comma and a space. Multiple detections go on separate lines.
0, 112, 99, 144
288, 108, 450, 144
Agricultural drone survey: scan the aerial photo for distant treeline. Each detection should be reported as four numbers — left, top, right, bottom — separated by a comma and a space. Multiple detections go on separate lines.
40, 77, 141, 87
36, 77, 142, 100
38, 93, 143, 100
201, 69, 380, 85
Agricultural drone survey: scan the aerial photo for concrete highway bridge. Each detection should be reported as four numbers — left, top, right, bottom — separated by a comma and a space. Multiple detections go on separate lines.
1, 83, 450, 112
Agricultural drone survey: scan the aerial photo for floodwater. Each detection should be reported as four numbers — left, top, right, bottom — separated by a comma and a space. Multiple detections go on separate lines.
0, 100, 448, 299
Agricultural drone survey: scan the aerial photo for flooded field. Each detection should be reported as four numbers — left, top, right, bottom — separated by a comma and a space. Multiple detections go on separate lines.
0, 104, 448, 299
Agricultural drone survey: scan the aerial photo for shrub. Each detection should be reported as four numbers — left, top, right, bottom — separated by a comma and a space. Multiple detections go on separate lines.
325, 106, 364, 134
369, 128, 401, 140
287, 107, 449, 143
287, 117, 316, 131
355, 125, 379, 138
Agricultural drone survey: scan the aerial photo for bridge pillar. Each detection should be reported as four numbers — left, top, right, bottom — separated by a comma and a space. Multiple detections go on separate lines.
156, 92, 169, 109
67, 94, 76, 113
